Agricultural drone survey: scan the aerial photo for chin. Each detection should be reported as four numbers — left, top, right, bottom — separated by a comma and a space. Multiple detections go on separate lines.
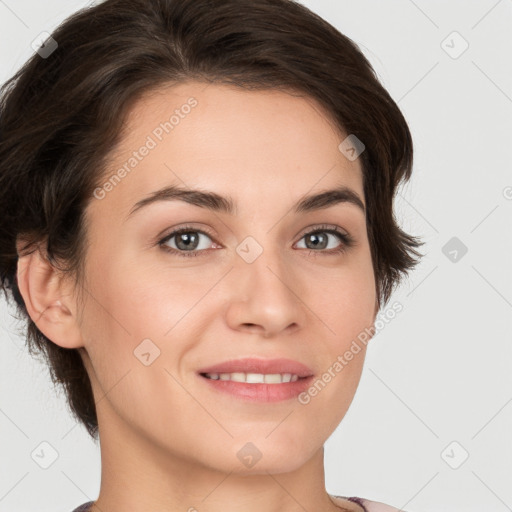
226, 435, 318, 475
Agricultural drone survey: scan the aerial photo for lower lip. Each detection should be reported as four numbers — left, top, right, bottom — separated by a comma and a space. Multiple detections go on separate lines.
199, 374, 314, 402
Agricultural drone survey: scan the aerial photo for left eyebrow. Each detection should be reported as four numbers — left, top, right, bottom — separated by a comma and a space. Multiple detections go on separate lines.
125, 184, 365, 221
295, 186, 365, 215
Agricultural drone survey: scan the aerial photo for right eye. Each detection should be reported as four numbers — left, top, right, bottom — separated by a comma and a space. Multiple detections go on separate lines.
158, 226, 220, 258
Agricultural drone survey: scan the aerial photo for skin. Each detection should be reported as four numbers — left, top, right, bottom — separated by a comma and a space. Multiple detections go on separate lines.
17, 81, 379, 512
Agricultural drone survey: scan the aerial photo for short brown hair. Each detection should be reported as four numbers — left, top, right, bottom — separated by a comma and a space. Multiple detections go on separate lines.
0, 0, 423, 440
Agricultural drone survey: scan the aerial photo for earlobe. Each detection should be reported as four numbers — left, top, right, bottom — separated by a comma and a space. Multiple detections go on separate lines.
16, 242, 84, 349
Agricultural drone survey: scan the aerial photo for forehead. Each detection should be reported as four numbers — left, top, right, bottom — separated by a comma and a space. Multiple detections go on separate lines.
91, 81, 364, 221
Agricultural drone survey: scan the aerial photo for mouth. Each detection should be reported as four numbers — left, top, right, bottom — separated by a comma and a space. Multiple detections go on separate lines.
195, 357, 314, 402
199, 372, 308, 384
197, 371, 314, 402
196, 357, 314, 379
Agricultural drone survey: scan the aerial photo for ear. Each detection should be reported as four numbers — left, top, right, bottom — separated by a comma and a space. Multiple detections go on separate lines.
16, 238, 84, 349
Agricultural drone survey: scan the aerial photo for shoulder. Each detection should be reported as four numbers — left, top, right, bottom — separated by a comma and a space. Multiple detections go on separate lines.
360, 497, 406, 512
330, 495, 406, 512
70, 502, 94, 512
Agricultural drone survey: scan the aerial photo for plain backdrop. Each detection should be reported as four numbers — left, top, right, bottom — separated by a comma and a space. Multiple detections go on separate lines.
1, 1, 511, 511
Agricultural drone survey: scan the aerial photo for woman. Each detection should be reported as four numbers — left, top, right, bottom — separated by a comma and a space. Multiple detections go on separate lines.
0, 1, 423, 511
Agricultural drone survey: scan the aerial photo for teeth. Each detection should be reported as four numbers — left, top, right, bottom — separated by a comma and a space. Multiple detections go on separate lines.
204, 372, 300, 383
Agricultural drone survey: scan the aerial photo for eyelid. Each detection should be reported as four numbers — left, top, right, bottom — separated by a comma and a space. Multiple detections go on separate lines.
157, 223, 217, 243
296, 223, 349, 239
157, 223, 219, 250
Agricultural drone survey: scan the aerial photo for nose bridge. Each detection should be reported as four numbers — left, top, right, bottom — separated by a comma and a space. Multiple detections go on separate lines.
236, 230, 291, 292
226, 232, 302, 334
252, 249, 291, 293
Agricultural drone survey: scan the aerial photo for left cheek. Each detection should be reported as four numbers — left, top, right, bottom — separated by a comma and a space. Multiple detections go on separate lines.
323, 282, 374, 330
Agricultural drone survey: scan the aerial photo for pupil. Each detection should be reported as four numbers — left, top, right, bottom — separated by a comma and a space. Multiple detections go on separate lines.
308, 233, 326, 250
177, 232, 197, 250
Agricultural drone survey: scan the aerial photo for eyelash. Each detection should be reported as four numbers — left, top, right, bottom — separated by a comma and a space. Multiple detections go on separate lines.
157, 224, 354, 259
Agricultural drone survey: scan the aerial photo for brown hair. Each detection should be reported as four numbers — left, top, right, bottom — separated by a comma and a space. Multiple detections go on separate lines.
0, 0, 423, 440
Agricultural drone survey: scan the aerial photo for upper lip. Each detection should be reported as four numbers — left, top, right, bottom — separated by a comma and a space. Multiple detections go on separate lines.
198, 358, 314, 378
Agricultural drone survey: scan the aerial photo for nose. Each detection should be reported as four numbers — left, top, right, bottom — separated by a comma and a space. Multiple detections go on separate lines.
224, 246, 303, 338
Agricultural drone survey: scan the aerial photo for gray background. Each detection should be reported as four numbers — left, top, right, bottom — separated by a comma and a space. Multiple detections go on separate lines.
1, 1, 511, 511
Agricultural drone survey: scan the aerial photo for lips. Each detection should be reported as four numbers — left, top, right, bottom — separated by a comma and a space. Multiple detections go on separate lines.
197, 357, 314, 378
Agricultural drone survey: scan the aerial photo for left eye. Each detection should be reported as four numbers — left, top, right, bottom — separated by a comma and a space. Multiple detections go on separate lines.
295, 230, 345, 251
160, 229, 214, 253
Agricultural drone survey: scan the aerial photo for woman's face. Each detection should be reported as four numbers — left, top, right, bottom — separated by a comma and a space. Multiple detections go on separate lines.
78, 81, 378, 474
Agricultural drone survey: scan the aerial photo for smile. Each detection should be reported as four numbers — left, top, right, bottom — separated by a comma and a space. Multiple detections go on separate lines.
202, 372, 302, 383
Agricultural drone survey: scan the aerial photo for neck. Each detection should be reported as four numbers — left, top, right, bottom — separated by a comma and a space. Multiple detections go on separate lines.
90, 404, 346, 512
